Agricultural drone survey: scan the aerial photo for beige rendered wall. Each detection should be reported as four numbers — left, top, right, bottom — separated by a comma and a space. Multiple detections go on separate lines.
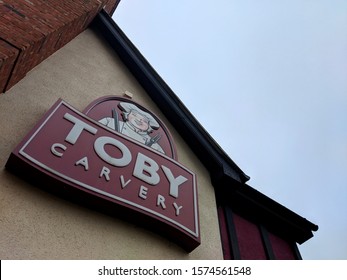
0, 29, 223, 259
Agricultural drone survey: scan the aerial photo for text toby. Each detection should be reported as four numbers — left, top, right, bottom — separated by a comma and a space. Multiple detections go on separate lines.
51, 113, 188, 216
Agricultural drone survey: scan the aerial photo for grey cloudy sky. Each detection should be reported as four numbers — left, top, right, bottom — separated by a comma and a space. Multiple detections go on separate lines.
113, 0, 347, 259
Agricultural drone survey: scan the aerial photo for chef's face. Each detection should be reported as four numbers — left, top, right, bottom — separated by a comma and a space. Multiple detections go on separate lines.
128, 110, 150, 131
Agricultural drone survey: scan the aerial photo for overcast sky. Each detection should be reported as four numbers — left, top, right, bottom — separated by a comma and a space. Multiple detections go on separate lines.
113, 0, 347, 260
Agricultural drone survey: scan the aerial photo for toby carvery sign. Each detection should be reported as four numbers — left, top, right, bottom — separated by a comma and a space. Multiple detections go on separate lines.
6, 96, 200, 251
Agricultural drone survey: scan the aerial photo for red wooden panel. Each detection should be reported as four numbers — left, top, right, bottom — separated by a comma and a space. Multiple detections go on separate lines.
217, 206, 232, 259
268, 231, 296, 260
233, 213, 267, 260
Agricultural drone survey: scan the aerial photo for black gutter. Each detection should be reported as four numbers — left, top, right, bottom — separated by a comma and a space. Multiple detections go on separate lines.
90, 10, 318, 244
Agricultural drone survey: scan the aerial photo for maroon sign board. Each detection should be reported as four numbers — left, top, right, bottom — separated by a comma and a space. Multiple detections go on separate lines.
6, 97, 200, 252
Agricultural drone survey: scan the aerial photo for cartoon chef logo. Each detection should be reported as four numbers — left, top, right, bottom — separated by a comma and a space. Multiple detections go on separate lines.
99, 102, 164, 154
83, 96, 177, 159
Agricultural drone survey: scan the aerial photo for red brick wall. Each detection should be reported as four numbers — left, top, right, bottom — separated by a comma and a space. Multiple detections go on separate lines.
0, 0, 120, 93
